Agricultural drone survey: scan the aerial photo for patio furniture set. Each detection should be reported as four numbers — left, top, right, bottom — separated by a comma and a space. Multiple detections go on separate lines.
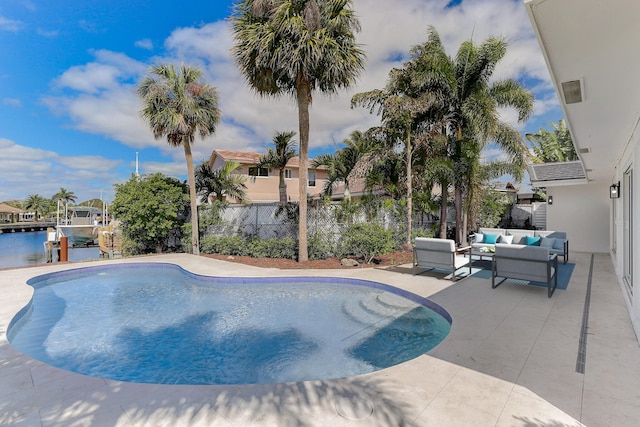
412, 228, 569, 298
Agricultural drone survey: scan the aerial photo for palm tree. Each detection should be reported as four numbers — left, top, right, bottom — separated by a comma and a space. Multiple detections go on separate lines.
256, 131, 298, 204
52, 188, 77, 206
352, 67, 440, 246
231, 0, 366, 261
409, 27, 534, 244
527, 119, 578, 163
138, 63, 221, 256
313, 130, 372, 201
195, 160, 248, 203
24, 194, 49, 223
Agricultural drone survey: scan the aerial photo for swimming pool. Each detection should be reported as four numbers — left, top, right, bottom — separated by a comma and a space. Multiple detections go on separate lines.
8, 263, 451, 385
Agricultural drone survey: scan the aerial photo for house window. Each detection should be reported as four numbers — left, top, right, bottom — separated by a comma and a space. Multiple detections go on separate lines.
308, 170, 316, 187
285, 169, 292, 179
248, 166, 269, 177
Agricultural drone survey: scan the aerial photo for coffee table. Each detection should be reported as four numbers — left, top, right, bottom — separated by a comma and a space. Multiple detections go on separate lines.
470, 247, 495, 261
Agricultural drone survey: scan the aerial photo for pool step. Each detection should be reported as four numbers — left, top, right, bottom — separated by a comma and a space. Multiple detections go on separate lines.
342, 293, 415, 326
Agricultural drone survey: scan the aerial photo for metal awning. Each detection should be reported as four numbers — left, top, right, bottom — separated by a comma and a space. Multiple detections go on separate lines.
528, 161, 588, 187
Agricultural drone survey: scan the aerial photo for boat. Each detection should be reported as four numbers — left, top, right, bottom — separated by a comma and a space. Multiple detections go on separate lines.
56, 206, 103, 247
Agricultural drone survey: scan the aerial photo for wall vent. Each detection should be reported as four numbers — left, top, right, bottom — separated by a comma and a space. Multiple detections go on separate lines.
562, 79, 583, 104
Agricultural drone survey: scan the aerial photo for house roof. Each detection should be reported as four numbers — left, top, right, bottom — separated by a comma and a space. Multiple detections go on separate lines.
209, 149, 327, 169
525, 0, 640, 186
210, 150, 262, 164
0, 203, 24, 214
331, 179, 387, 199
528, 161, 588, 187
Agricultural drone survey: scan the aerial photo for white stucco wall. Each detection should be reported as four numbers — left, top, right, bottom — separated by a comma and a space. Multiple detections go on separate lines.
546, 182, 610, 253
611, 128, 640, 342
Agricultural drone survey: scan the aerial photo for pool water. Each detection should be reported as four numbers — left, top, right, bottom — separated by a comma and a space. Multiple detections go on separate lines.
8, 263, 451, 385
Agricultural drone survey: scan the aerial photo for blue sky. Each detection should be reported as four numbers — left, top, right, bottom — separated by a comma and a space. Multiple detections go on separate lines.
0, 0, 562, 203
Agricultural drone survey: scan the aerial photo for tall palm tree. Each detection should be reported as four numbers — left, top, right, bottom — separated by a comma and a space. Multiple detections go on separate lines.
256, 131, 298, 204
231, 0, 366, 261
409, 27, 534, 244
352, 67, 440, 246
195, 160, 248, 203
138, 63, 220, 256
24, 194, 49, 223
527, 119, 577, 163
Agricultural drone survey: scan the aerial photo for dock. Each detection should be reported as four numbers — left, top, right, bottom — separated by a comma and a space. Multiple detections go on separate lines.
0, 222, 55, 233
97, 221, 123, 259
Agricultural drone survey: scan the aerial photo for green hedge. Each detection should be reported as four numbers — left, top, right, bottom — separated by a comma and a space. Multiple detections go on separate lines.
201, 235, 297, 259
200, 222, 403, 263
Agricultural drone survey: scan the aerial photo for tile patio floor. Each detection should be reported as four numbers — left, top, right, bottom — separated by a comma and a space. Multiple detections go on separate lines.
1, 251, 639, 426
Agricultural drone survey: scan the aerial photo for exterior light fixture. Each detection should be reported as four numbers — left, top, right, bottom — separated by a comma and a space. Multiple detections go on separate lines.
547, 195, 553, 205
610, 181, 620, 199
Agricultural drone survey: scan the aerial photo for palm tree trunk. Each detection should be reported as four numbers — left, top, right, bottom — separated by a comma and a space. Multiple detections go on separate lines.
455, 185, 463, 245
279, 170, 287, 204
462, 211, 468, 245
439, 183, 448, 239
183, 139, 200, 256
405, 128, 412, 247
296, 77, 310, 262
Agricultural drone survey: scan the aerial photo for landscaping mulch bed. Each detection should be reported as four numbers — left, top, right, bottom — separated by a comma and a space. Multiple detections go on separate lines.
201, 249, 413, 270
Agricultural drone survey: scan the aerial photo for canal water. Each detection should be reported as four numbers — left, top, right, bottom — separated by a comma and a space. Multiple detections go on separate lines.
0, 230, 99, 270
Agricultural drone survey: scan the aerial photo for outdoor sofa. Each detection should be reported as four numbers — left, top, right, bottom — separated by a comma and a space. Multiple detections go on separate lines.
412, 237, 470, 280
471, 227, 569, 264
491, 243, 558, 298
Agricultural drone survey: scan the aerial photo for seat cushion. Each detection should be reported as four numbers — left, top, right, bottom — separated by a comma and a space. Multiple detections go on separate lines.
499, 235, 514, 244
484, 233, 499, 244
540, 237, 555, 248
553, 238, 567, 250
525, 235, 541, 246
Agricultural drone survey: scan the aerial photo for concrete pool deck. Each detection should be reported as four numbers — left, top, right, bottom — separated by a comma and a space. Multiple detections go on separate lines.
1, 252, 639, 426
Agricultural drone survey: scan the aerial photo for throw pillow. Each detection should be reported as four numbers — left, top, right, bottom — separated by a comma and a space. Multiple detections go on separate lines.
474, 233, 484, 243
499, 235, 514, 244
525, 235, 541, 246
484, 233, 498, 244
540, 237, 556, 248
553, 238, 567, 250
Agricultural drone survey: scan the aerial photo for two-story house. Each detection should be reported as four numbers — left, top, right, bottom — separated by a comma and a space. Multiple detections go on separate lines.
207, 149, 330, 203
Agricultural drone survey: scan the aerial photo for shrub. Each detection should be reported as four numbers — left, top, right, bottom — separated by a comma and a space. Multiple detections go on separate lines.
411, 226, 436, 243
247, 237, 297, 259
201, 235, 298, 259
200, 235, 247, 255
341, 223, 395, 263
111, 173, 189, 254
308, 232, 341, 260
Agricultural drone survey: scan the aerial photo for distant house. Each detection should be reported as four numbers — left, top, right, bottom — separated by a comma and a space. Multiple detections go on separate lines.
0, 203, 24, 223
329, 178, 388, 201
207, 149, 330, 203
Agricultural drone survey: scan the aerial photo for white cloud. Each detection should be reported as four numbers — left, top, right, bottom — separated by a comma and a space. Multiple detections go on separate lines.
3, 98, 21, 107
141, 161, 189, 177
135, 39, 153, 50
37, 28, 59, 37
0, 138, 121, 202
165, 21, 231, 62
0, 16, 22, 32
54, 50, 145, 93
